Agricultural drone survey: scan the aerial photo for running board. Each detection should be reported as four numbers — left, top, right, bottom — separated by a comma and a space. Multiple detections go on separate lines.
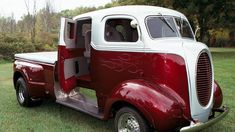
56, 95, 104, 119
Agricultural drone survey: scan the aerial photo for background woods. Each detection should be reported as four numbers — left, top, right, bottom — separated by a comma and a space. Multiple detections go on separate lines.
0, 0, 234, 60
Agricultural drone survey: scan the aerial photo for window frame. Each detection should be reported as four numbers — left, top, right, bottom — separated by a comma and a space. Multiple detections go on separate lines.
174, 17, 195, 40
102, 15, 142, 46
75, 17, 92, 48
145, 15, 180, 40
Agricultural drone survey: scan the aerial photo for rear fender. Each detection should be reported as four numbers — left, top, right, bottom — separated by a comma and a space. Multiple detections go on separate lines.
14, 60, 44, 83
105, 79, 184, 131
13, 70, 28, 88
14, 60, 45, 97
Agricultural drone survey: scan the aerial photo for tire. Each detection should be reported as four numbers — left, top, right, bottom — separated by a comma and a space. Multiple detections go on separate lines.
15, 77, 42, 107
115, 107, 151, 132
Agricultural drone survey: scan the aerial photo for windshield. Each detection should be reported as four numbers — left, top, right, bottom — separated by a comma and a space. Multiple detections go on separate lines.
146, 16, 194, 39
175, 17, 194, 39
146, 16, 178, 38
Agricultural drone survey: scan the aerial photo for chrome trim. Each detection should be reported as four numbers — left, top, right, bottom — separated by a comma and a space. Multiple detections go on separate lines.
180, 106, 229, 132
118, 113, 140, 132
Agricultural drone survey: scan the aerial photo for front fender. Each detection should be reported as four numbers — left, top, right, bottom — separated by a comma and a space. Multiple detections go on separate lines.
213, 80, 223, 109
105, 79, 186, 131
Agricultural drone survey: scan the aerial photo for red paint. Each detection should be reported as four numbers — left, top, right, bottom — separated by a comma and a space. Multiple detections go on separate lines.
91, 49, 190, 130
14, 59, 55, 98
13, 47, 225, 131
57, 45, 85, 93
213, 80, 223, 109
14, 47, 192, 131
12, 7, 227, 132
77, 74, 91, 88
143, 53, 191, 118
90, 49, 145, 108
58, 46, 84, 59
105, 79, 189, 131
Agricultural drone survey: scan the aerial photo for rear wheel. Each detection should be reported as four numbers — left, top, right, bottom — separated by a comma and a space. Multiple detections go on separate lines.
115, 107, 151, 132
15, 77, 42, 107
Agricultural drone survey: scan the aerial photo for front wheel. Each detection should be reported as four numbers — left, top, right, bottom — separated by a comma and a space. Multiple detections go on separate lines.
15, 77, 42, 107
115, 107, 151, 132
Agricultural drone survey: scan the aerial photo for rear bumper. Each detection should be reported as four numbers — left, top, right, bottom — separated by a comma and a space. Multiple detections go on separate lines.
180, 106, 229, 132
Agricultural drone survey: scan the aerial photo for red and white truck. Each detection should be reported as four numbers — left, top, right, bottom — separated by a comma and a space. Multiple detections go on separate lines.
13, 6, 228, 132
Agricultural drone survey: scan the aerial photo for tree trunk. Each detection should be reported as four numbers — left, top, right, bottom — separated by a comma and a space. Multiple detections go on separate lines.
32, 15, 36, 43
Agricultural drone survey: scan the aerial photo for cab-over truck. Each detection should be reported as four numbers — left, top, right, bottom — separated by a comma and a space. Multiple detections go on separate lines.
13, 6, 228, 132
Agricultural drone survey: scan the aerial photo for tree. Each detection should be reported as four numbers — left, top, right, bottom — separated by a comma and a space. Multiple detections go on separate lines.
24, 0, 37, 43
112, 0, 233, 45
111, 0, 173, 8
60, 6, 97, 18
0, 15, 16, 33
35, 1, 60, 45
172, 0, 232, 43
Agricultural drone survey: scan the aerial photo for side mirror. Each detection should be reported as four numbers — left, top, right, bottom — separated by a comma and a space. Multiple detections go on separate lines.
130, 20, 138, 28
130, 19, 142, 41
195, 25, 200, 37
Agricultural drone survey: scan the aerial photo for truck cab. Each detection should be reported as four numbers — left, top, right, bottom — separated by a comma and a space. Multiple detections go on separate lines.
13, 5, 228, 132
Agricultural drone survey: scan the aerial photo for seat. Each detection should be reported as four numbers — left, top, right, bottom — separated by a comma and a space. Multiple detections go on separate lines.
105, 26, 123, 42
132, 29, 138, 42
84, 31, 91, 62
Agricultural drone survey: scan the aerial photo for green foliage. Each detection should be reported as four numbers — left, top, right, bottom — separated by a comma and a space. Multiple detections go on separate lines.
60, 6, 97, 18
0, 33, 27, 43
0, 33, 56, 60
0, 15, 16, 33
0, 42, 36, 60
113, 0, 234, 46
172, 0, 233, 43
113, 0, 173, 8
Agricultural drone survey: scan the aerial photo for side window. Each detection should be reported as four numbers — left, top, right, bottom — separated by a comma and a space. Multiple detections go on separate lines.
67, 22, 75, 39
104, 18, 138, 42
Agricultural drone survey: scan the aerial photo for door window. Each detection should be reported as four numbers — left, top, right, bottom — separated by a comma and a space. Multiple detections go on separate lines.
104, 18, 138, 42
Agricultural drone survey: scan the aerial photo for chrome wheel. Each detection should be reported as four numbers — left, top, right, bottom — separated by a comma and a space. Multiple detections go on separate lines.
18, 84, 25, 104
118, 113, 140, 132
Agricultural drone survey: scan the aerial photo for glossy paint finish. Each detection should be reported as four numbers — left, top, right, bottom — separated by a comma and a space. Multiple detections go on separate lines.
91, 49, 145, 108
105, 79, 189, 131
143, 53, 191, 118
91, 48, 190, 130
213, 81, 223, 109
12, 5, 228, 132
13, 59, 55, 98
78, 4, 213, 122
13, 45, 224, 131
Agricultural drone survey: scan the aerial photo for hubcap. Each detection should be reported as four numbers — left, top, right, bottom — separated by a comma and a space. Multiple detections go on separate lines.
18, 85, 25, 103
118, 113, 140, 132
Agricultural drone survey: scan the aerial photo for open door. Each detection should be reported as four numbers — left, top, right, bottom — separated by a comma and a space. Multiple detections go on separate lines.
56, 17, 102, 119
58, 18, 78, 93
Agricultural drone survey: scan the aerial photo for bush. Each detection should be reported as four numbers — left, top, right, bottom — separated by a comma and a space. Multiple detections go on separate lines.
0, 42, 36, 60
0, 33, 27, 43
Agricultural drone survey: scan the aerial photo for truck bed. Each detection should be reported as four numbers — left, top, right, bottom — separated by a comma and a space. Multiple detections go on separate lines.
15, 51, 57, 64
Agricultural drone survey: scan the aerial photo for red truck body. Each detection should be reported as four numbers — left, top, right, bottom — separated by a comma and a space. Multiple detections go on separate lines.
13, 6, 228, 132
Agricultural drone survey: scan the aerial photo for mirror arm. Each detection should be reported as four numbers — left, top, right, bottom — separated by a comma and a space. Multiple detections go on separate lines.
195, 25, 200, 36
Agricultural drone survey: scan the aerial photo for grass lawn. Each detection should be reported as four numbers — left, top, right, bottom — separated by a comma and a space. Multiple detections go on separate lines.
0, 48, 235, 131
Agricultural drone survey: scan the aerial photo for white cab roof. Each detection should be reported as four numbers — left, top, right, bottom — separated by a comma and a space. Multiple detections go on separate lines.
73, 5, 187, 20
